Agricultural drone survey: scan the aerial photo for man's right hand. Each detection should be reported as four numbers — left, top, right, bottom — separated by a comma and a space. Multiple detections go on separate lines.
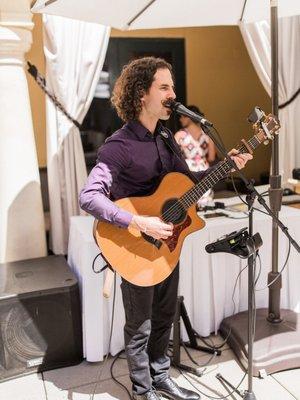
129, 215, 173, 240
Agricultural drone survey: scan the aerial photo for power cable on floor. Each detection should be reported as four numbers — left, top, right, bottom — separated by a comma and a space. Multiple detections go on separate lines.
110, 350, 132, 399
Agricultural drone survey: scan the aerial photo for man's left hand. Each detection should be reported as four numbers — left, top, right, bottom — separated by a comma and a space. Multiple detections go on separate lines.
228, 148, 253, 171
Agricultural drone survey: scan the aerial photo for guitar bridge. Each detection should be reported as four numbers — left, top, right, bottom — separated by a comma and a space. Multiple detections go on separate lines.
141, 232, 162, 249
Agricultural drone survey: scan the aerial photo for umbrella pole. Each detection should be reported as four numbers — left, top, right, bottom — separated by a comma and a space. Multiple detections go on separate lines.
268, 0, 283, 323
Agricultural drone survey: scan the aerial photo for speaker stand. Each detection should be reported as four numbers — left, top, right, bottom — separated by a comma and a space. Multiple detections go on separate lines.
172, 296, 221, 376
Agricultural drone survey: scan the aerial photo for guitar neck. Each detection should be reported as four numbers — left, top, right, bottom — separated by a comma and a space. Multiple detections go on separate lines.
180, 133, 262, 208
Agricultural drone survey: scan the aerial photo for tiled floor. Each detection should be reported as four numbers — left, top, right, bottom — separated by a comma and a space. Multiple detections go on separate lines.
0, 336, 299, 400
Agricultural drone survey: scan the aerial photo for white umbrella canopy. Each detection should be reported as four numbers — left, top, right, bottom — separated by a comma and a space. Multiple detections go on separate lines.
31, 0, 300, 29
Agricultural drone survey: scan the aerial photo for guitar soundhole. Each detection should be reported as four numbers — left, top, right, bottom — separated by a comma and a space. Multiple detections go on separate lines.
161, 198, 186, 225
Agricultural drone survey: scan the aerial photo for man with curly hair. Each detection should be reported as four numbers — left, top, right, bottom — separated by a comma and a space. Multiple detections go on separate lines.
79, 57, 252, 400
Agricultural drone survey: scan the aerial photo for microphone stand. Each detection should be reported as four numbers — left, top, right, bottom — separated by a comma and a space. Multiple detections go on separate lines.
184, 113, 300, 398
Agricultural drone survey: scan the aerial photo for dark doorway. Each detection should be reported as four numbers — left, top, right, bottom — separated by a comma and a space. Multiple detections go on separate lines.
81, 37, 186, 171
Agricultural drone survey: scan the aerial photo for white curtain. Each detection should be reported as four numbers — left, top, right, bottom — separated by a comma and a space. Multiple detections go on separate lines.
240, 16, 300, 184
43, 15, 110, 254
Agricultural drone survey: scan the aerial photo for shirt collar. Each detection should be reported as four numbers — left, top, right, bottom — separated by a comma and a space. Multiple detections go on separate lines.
126, 120, 164, 140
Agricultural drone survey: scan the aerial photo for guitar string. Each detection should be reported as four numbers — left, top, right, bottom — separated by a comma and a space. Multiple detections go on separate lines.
160, 153, 240, 221
162, 132, 264, 222
160, 136, 260, 221
157, 131, 261, 223
160, 157, 234, 221
166, 132, 263, 218
160, 138, 259, 223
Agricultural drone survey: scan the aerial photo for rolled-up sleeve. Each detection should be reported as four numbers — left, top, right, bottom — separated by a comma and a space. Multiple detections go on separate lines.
79, 141, 133, 228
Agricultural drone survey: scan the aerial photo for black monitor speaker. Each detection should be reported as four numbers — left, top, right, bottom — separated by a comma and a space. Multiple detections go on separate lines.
0, 255, 83, 381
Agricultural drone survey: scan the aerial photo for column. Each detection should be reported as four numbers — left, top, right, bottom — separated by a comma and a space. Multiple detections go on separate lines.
0, 0, 47, 262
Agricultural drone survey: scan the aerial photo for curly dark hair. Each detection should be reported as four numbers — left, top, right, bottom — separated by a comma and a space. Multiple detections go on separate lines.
111, 57, 173, 122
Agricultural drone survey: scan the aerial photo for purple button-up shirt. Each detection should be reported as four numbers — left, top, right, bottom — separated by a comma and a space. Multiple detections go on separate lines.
79, 121, 209, 228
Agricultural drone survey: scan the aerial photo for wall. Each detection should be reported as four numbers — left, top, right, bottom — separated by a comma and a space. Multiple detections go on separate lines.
27, 17, 271, 180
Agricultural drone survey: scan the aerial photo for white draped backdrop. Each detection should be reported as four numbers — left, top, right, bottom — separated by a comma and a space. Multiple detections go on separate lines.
43, 15, 110, 254
240, 16, 300, 184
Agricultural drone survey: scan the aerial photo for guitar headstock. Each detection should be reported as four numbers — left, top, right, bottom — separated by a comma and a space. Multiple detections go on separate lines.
248, 106, 280, 145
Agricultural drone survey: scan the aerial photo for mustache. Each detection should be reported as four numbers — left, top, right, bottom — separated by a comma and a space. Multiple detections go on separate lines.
161, 99, 176, 109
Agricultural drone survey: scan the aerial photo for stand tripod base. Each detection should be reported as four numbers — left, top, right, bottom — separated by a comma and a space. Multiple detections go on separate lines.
216, 373, 257, 399
219, 308, 300, 376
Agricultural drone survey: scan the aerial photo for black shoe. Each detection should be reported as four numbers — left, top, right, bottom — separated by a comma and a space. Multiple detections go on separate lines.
132, 390, 162, 400
153, 377, 200, 400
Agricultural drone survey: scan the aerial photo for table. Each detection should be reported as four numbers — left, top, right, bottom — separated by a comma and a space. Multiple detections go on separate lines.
68, 207, 300, 361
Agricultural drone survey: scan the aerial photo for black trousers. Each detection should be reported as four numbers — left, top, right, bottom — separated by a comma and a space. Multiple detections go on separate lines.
120, 264, 179, 395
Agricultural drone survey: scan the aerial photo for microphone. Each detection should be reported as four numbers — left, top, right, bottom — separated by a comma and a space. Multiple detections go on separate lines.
163, 99, 213, 127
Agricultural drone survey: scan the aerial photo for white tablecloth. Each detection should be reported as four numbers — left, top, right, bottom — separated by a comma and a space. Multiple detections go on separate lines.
68, 207, 300, 361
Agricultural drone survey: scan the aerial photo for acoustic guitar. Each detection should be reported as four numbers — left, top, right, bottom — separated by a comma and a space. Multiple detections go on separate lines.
94, 111, 280, 286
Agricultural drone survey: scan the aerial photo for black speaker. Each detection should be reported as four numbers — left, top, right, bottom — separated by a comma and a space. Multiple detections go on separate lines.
0, 255, 83, 381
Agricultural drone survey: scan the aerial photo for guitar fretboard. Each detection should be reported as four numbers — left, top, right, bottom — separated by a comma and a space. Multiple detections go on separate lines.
180, 134, 262, 208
